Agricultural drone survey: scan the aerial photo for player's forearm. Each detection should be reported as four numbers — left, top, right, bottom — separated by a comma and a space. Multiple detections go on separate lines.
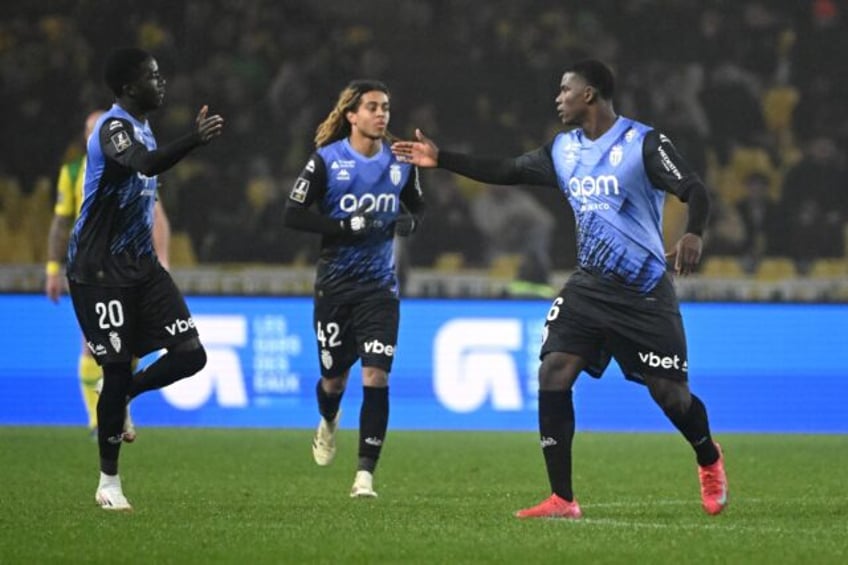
684, 182, 710, 236
152, 201, 171, 267
46, 215, 72, 263
283, 206, 345, 235
129, 132, 202, 176
438, 151, 524, 185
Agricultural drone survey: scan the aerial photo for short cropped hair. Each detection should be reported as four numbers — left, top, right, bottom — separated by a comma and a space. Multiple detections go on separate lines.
565, 59, 615, 100
104, 47, 151, 97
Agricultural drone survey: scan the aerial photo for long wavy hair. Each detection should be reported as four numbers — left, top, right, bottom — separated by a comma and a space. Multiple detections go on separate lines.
314, 79, 394, 148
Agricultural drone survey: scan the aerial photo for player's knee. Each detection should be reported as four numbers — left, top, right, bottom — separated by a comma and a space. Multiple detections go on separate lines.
362, 366, 388, 388
649, 379, 691, 418
539, 353, 579, 390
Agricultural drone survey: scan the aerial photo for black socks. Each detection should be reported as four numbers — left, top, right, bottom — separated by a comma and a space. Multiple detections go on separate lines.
665, 394, 719, 466
538, 389, 575, 501
98, 362, 133, 475
358, 386, 389, 472
316, 380, 343, 422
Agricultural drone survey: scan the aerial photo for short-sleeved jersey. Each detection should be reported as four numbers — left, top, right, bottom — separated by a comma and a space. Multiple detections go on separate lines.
516, 117, 700, 293
67, 104, 159, 286
288, 138, 421, 301
54, 155, 85, 219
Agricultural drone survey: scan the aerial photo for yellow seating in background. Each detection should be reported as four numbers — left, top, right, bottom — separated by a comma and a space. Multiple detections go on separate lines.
433, 252, 464, 272
808, 258, 847, 278
699, 256, 745, 278
168, 232, 197, 267
754, 257, 796, 281
488, 254, 521, 279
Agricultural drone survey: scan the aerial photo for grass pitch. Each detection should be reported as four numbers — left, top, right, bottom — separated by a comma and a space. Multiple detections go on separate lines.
0, 428, 846, 564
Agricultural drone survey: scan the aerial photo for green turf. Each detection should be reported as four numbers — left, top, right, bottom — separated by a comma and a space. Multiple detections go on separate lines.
0, 428, 846, 564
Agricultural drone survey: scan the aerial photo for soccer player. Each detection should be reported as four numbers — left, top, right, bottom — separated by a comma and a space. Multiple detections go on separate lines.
46, 110, 172, 438
283, 79, 424, 498
67, 47, 223, 510
392, 60, 728, 518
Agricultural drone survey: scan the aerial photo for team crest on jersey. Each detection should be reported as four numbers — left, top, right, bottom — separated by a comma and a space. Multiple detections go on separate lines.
290, 177, 310, 203
321, 349, 333, 370
609, 145, 623, 166
389, 164, 402, 186
108, 331, 122, 353
625, 128, 636, 143
110, 130, 132, 153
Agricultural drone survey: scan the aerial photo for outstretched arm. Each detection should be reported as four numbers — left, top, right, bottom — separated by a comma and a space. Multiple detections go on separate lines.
392, 129, 556, 186
103, 106, 224, 176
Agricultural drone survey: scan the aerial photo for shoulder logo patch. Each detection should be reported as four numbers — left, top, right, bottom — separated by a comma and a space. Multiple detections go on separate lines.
110, 130, 132, 153
290, 177, 310, 203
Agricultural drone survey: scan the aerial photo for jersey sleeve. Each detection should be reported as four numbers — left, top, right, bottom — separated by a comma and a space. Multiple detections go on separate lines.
399, 166, 424, 214
514, 141, 559, 186
642, 130, 702, 202
438, 141, 558, 187
99, 117, 145, 169
287, 152, 328, 208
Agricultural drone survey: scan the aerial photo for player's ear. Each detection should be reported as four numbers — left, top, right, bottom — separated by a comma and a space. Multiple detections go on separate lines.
584, 86, 596, 104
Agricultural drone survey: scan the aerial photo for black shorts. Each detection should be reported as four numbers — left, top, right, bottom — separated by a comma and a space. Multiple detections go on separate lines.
313, 292, 399, 378
540, 269, 688, 383
69, 265, 198, 365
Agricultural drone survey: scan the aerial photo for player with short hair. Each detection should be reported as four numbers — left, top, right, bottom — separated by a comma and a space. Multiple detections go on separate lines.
67, 46, 223, 510
392, 59, 727, 518
46, 110, 171, 439
283, 79, 424, 498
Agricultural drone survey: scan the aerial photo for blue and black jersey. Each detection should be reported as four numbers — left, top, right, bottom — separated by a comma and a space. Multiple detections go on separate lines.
286, 138, 423, 300
67, 104, 159, 285
439, 116, 707, 293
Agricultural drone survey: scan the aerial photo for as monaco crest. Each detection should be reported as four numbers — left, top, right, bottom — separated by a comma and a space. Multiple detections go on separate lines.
389, 164, 402, 186
109, 331, 122, 353
609, 145, 623, 166
321, 349, 333, 370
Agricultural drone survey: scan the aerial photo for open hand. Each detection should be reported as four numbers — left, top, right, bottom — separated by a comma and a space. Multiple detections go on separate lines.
195, 105, 224, 144
391, 129, 439, 168
666, 233, 703, 276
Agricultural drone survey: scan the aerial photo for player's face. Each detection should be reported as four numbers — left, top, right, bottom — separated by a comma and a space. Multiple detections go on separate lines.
130, 58, 166, 112
555, 72, 591, 126
347, 91, 390, 140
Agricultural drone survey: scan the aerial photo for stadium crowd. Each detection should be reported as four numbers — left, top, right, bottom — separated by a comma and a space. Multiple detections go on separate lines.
1, 0, 846, 279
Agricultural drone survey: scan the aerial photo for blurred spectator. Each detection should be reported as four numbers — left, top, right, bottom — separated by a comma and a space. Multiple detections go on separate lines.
735, 172, 786, 272
408, 171, 485, 268
780, 135, 846, 272
469, 183, 554, 274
